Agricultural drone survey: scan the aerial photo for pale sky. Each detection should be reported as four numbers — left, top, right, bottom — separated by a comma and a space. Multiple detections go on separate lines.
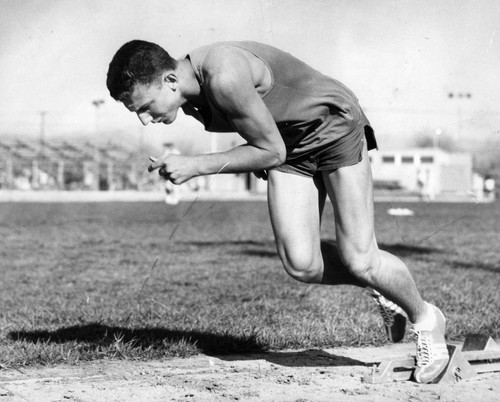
1, 0, 499, 151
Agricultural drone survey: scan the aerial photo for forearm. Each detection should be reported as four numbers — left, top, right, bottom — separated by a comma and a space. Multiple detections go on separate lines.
194, 143, 285, 176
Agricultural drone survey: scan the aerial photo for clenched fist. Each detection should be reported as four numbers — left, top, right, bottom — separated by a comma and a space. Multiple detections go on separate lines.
148, 153, 199, 184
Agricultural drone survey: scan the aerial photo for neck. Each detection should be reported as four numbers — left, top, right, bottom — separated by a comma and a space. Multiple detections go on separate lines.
177, 59, 206, 108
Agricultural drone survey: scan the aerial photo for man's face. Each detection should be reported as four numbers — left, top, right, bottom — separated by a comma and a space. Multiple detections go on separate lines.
125, 74, 181, 126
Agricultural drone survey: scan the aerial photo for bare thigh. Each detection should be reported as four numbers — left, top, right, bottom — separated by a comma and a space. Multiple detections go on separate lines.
322, 140, 378, 272
267, 170, 326, 281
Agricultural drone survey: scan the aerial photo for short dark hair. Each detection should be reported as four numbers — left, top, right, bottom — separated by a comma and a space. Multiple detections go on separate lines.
106, 40, 177, 101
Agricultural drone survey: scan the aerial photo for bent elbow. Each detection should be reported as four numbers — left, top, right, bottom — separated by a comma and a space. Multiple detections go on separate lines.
277, 144, 287, 165
276, 149, 287, 166
269, 146, 287, 168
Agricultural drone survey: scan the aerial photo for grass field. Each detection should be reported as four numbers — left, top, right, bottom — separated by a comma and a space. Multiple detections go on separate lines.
0, 199, 499, 368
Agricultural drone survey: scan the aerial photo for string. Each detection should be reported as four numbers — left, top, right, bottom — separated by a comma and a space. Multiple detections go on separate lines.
138, 161, 230, 296
389, 194, 480, 245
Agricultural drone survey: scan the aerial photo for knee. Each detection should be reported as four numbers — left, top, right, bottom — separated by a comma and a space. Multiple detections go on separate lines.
341, 246, 380, 282
278, 247, 323, 284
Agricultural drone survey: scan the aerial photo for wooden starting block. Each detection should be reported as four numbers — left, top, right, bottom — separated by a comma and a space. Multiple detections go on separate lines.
363, 334, 500, 384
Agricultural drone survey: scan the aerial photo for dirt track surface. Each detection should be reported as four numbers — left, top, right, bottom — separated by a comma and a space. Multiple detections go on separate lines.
1, 343, 499, 402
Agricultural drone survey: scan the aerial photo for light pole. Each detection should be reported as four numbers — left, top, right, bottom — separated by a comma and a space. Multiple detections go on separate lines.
91, 99, 105, 190
448, 92, 472, 140
92, 99, 105, 135
434, 128, 442, 149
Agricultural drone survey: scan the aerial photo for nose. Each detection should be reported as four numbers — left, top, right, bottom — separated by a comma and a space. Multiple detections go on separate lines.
137, 112, 152, 126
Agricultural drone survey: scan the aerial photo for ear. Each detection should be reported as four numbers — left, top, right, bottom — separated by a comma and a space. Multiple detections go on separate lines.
163, 72, 178, 91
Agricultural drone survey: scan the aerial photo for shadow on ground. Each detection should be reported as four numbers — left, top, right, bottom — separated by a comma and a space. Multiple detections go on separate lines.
378, 242, 444, 257
178, 239, 498, 275
445, 260, 500, 274
9, 324, 265, 355
9, 324, 365, 368
177, 239, 444, 259
216, 349, 366, 368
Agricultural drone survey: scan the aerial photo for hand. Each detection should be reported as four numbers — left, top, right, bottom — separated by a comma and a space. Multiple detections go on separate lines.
148, 153, 198, 184
253, 170, 268, 181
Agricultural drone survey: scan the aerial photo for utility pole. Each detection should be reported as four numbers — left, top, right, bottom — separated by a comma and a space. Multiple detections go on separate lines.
39, 111, 47, 157
91, 99, 105, 190
448, 92, 472, 140
34, 111, 47, 190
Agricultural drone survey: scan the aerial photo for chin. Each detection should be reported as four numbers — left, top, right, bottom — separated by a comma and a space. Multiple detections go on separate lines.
163, 112, 178, 125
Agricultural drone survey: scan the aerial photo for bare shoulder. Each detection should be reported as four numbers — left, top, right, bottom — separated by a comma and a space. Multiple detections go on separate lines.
201, 45, 271, 94
201, 45, 249, 78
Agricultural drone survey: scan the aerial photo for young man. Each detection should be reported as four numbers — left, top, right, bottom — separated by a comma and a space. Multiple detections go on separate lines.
107, 40, 449, 383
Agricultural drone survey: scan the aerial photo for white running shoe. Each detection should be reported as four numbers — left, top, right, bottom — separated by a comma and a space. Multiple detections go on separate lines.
413, 304, 450, 383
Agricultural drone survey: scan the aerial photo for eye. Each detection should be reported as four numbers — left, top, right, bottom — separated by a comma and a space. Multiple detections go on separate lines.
137, 102, 152, 113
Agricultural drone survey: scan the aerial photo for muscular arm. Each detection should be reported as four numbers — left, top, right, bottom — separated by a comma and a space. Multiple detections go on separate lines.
193, 46, 286, 175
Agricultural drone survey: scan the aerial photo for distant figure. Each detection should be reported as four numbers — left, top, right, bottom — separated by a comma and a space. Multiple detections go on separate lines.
107, 40, 449, 383
484, 176, 496, 201
417, 168, 435, 202
162, 142, 181, 205
15, 168, 32, 191
424, 170, 435, 201
417, 169, 427, 200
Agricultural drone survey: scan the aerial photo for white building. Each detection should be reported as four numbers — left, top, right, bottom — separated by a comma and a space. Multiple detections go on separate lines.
369, 148, 473, 199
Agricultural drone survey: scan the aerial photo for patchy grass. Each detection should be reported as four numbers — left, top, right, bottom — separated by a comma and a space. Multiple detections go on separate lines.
0, 200, 499, 368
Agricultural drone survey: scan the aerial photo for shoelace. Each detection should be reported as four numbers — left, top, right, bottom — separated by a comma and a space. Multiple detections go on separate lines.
376, 300, 395, 326
371, 292, 398, 327
414, 330, 433, 367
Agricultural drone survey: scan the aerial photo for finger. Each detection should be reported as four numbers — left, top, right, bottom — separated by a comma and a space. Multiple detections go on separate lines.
158, 167, 170, 178
253, 170, 268, 180
148, 158, 166, 172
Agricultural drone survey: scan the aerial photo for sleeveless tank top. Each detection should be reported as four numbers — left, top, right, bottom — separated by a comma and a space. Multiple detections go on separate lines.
186, 41, 370, 158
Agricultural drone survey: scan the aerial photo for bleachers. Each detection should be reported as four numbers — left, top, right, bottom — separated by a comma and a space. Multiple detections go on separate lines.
0, 136, 161, 191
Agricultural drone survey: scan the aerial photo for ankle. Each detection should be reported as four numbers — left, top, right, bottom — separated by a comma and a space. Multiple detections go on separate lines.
412, 302, 436, 330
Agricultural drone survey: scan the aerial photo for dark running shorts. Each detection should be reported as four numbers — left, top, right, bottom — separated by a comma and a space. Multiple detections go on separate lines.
273, 125, 378, 178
